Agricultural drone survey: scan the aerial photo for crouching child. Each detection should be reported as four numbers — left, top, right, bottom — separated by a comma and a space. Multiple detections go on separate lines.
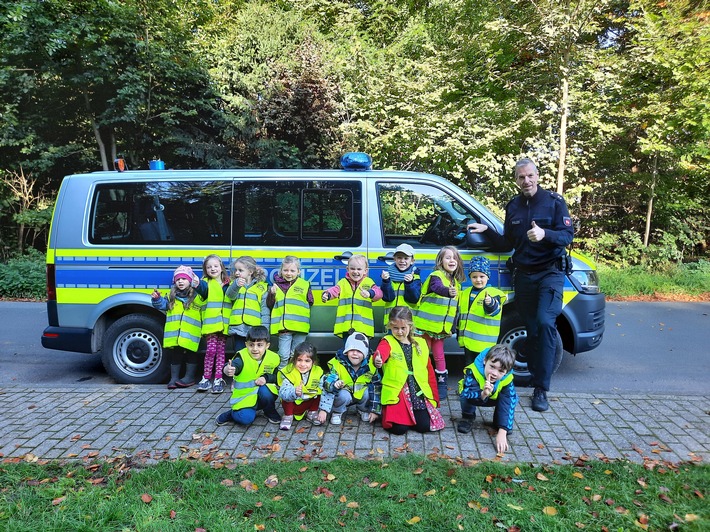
319, 332, 382, 425
216, 326, 281, 426
457, 344, 518, 453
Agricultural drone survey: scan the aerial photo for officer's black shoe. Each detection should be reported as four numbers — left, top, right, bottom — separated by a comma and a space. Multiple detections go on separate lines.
531, 387, 549, 412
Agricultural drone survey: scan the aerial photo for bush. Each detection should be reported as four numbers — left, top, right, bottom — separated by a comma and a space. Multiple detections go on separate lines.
0, 249, 46, 299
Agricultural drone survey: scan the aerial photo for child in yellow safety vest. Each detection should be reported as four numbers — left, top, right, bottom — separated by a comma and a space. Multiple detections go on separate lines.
373, 306, 445, 435
277, 342, 324, 430
195, 254, 231, 394
456, 256, 508, 365
413, 246, 466, 400
151, 265, 203, 389
266, 256, 314, 370
224, 256, 270, 353
457, 344, 518, 454
321, 253, 383, 341
319, 331, 382, 426
216, 326, 281, 426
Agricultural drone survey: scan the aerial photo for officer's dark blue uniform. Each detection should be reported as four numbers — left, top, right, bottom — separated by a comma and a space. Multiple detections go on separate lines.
503, 186, 573, 401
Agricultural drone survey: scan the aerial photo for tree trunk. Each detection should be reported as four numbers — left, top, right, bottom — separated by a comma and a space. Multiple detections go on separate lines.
556, 51, 570, 195
84, 91, 109, 170
643, 152, 658, 247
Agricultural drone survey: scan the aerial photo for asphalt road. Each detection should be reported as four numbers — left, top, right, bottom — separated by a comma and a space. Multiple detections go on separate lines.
1, 301, 708, 394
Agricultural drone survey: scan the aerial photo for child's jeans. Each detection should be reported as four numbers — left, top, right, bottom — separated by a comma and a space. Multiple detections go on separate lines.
277, 332, 307, 369
331, 388, 369, 414
223, 386, 279, 425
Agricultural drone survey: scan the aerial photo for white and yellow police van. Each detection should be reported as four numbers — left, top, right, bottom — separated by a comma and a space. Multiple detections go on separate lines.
42, 153, 605, 384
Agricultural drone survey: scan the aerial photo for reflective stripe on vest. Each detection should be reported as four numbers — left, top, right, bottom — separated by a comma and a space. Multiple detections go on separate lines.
202, 277, 228, 334
277, 364, 324, 403
270, 277, 311, 334
229, 349, 280, 409
379, 335, 435, 406
333, 277, 375, 337
413, 270, 459, 335
328, 358, 375, 401
225, 281, 267, 331
457, 287, 507, 353
163, 297, 203, 351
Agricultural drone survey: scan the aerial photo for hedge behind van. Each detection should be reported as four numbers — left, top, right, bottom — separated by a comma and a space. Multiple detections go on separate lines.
42, 154, 605, 384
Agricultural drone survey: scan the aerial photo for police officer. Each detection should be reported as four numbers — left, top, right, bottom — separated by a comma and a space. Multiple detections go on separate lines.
468, 158, 573, 412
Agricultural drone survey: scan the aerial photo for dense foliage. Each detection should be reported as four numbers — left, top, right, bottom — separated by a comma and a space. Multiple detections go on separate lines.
1, 0, 708, 264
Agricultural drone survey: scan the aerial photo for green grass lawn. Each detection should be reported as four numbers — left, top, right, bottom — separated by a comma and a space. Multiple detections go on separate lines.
599, 263, 710, 300
1, 455, 707, 531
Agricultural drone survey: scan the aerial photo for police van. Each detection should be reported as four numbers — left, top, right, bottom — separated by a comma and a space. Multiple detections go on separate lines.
42, 153, 605, 384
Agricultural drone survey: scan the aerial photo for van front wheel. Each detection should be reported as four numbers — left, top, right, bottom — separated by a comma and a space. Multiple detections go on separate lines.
101, 314, 167, 384
498, 319, 563, 387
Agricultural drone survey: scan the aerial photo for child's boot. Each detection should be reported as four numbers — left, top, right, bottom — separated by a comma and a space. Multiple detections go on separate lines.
167, 364, 181, 389
457, 410, 476, 434
435, 370, 448, 399
176, 363, 198, 388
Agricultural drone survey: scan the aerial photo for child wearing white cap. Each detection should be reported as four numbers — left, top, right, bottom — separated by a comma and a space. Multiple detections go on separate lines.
380, 243, 421, 328
319, 332, 382, 425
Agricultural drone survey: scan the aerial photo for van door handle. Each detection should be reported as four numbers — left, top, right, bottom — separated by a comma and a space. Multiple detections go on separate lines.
334, 251, 353, 262
377, 255, 394, 262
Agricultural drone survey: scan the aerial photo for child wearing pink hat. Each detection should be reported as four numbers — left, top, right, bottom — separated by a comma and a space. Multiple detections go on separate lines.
152, 265, 203, 388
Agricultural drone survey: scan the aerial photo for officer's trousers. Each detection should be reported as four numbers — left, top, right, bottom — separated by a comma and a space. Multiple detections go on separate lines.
514, 268, 564, 391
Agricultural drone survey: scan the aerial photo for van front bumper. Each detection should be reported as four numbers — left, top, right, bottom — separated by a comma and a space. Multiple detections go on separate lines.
562, 292, 605, 354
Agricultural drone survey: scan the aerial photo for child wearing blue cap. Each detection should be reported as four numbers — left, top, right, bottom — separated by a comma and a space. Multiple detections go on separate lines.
456, 256, 508, 365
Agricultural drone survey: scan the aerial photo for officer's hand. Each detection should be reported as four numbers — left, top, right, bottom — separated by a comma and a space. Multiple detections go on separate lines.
527, 221, 546, 242
381, 270, 390, 281
467, 222, 488, 233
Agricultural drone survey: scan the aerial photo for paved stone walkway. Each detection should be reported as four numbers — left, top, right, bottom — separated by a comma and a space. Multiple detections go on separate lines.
0, 384, 707, 465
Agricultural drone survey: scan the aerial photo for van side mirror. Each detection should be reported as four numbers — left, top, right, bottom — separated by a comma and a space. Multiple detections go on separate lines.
465, 230, 512, 252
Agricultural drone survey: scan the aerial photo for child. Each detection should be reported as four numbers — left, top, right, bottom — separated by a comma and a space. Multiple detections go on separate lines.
151, 265, 203, 388
457, 344, 518, 454
373, 306, 445, 435
319, 332, 382, 425
277, 342, 324, 430
266, 256, 314, 369
413, 245, 465, 399
194, 254, 231, 393
457, 256, 508, 365
322, 253, 383, 340
224, 256, 270, 353
380, 243, 421, 328
216, 325, 282, 426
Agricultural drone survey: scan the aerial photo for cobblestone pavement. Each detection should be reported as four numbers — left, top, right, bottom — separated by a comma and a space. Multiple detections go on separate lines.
1, 384, 707, 465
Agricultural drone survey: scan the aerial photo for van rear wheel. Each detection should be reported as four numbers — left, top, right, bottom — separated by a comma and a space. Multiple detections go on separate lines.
101, 314, 167, 384
498, 317, 563, 387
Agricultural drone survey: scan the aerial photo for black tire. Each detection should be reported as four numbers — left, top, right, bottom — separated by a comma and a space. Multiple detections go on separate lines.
498, 315, 563, 387
101, 314, 167, 384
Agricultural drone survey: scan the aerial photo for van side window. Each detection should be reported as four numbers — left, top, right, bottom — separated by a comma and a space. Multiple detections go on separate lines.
378, 182, 478, 248
233, 180, 361, 246
89, 181, 231, 245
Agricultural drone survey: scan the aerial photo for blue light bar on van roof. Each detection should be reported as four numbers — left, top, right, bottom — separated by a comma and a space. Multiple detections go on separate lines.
340, 152, 372, 171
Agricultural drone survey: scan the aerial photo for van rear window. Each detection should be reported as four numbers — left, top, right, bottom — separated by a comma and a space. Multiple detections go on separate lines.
89, 181, 232, 245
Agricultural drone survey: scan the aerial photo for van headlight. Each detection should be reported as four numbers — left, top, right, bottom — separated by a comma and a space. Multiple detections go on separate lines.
569, 269, 601, 294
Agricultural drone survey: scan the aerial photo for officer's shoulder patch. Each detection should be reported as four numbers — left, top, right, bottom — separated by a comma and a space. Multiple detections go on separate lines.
549, 191, 565, 201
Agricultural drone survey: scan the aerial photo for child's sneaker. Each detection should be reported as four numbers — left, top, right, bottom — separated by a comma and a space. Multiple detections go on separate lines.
280, 415, 293, 431
211, 378, 226, 394
457, 417, 474, 434
306, 410, 322, 426
359, 411, 370, 423
265, 411, 281, 424
216, 411, 232, 426
196, 377, 211, 392
330, 413, 342, 425
435, 370, 448, 399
